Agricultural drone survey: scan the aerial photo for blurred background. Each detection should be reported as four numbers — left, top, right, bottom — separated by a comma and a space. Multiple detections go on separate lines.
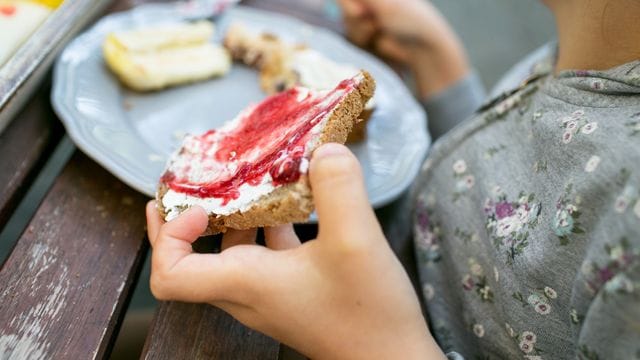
431, 0, 555, 88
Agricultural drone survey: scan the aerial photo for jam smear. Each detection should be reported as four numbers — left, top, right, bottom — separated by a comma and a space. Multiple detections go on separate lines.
0, 4, 16, 16
162, 78, 358, 204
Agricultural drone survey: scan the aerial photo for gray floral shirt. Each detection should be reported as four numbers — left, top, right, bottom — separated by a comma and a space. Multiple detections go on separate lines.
413, 58, 640, 360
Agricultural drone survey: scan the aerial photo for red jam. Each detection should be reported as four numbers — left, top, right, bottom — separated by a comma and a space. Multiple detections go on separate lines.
161, 78, 359, 204
0, 4, 16, 16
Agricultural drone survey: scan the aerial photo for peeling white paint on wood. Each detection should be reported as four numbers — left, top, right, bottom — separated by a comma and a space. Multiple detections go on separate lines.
0, 243, 70, 360
0, 335, 47, 360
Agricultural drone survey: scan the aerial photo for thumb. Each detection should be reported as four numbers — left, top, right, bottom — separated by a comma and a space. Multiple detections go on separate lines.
309, 143, 381, 243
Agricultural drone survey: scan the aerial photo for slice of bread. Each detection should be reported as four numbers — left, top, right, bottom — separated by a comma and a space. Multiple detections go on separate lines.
223, 23, 375, 142
103, 21, 231, 91
157, 71, 375, 235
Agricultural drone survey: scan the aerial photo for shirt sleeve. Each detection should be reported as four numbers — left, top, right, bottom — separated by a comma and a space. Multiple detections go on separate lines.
576, 263, 640, 359
420, 71, 486, 140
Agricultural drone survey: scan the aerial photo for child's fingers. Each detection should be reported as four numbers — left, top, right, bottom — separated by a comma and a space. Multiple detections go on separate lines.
151, 244, 271, 304
310, 144, 382, 245
344, 17, 378, 47
221, 229, 257, 251
146, 200, 163, 247
374, 34, 410, 63
153, 206, 209, 271
264, 224, 301, 250
337, 0, 367, 18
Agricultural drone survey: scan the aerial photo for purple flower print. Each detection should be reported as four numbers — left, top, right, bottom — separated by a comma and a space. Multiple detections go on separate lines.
414, 201, 442, 263
483, 199, 494, 214
495, 201, 515, 219
417, 210, 430, 230
534, 303, 551, 315
522, 331, 537, 343
598, 267, 615, 283
485, 191, 541, 263
520, 341, 534, 354
584, 238, 639, 295
462, 275, 474, 291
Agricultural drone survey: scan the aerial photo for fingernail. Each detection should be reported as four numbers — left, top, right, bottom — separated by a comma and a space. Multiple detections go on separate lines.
175, 205, 206, 220
188, 205, 207, 214
313, 143, 350, 160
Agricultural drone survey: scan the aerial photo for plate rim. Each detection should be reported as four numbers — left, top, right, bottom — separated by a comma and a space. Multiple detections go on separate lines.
51, 3, 430, 210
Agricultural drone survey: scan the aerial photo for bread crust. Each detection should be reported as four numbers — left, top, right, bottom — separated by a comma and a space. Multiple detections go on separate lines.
157, 72, 375, 235
224, 25, 375, 143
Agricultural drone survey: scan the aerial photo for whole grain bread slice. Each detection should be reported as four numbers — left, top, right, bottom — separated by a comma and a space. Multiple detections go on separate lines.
156, 71, 375, 235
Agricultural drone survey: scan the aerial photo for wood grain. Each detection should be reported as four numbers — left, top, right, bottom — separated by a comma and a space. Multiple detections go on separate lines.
141, 303, 279, 360
0, 152, 149, 359
0, 86, 60, 229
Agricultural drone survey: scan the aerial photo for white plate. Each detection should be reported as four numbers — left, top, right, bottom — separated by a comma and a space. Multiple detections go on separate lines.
52, 3, 430, 215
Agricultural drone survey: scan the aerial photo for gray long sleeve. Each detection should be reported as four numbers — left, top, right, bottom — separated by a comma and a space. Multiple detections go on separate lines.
421, 71, 486, 140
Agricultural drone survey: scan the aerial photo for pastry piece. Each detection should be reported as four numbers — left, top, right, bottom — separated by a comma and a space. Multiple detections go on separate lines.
157, 71, 375, 235
0, 0, 58, 66
222, 23, 288, 69
103, 21, 231, 91
223, 23, 375, 142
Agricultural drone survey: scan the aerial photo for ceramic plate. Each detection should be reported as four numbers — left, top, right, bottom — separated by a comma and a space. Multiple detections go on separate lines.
52, 3, 430, 216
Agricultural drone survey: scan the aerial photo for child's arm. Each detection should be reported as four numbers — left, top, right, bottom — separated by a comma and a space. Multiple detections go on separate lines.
338, 0, 470, 99
146, 143, 446, 360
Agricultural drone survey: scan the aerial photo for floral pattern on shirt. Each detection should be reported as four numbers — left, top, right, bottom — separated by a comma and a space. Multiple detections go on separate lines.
422, 283, 435, 302
578, 345, 601, 360
452, 159, 475, 202
559, 109, 598, 144
584, 155, 601, 173
532, 160, 548, 174
432, 320, 454, 353
462, 258, 494, 303
484, 83, 539, 123
582, 238, 639, 297
553, 184, 585, 245
466, 318, 486, 339
414, 60, 640, 359
484, 191, 541, 263
454, 227, 480, 245
570, 308, 584, 326
613, 182, 640, 219
483, 144, 507, 159
512, 287, 557, 316
505, 324, 546, 358
414, 199, 442, 263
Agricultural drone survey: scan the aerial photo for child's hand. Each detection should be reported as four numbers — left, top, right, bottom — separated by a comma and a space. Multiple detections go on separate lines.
146, 143, 445, 359
338, 0, 469, 98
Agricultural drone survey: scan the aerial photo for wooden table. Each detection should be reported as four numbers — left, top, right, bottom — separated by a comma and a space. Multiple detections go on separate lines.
0, 1, 419, 358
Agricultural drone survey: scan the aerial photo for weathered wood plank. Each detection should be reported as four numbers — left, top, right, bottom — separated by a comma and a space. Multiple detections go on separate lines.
0, 86, 60, 229
0, 152, 149, 359
141, 303, 279, 360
